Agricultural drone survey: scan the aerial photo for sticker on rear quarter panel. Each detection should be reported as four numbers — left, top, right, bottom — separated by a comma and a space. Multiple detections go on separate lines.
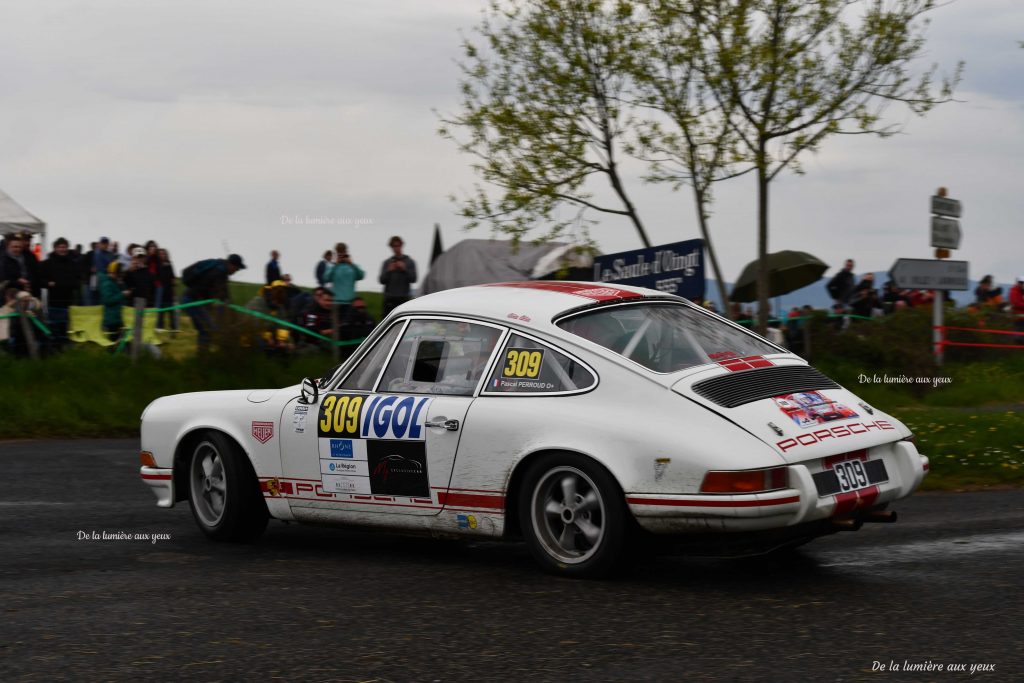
772, 391, 858, 429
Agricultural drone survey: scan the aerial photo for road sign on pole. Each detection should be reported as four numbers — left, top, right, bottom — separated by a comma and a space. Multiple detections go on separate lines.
931, 216, 962, 249
889, 258, 968, 291
930, 195, 962, 218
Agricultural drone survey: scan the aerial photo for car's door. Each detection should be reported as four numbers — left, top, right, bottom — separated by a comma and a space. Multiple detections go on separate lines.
279, 316, 504, 516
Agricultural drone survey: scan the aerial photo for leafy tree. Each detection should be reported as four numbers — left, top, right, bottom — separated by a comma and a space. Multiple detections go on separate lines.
630, 0, 752, 311
439, 0, 652, 248
696, 0, 961, 331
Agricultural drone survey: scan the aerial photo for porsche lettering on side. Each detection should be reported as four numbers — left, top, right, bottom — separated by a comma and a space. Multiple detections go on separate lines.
140, 281, 929, 577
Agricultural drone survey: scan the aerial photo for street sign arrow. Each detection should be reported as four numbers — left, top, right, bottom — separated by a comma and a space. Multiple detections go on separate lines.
931, 216, 962, 249
889, 258, 968, 290
931, 195, 962, 218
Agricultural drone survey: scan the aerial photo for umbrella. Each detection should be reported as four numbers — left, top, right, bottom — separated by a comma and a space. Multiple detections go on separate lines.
729, 250, 829, 303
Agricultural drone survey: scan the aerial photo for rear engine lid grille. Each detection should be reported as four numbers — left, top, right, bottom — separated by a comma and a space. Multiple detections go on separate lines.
691, 365, 840, 409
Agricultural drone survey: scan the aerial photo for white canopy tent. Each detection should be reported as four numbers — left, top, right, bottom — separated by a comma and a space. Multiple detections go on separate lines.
420, 238, 594, 295
0, 188, 46, 247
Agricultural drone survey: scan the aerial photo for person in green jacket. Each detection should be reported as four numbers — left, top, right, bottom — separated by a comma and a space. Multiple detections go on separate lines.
99, 261, 127, 342
323, 242, 365, 331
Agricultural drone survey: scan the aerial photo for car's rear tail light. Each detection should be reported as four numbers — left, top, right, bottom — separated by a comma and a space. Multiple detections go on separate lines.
140, 451, 156, 467
700, 467, 788, 494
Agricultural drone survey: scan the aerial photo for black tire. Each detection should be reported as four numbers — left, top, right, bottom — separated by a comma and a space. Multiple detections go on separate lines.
519, 452, 631, 578
187, 431, 268, 542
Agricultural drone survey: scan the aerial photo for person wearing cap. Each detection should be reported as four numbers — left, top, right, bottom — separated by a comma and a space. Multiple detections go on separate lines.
378, 235, 416, 317
88, 237, 115, 305
123, 246, 156, 307
180, 254, 246, 349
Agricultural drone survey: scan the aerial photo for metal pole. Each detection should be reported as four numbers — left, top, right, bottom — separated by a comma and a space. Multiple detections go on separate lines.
331, 303, 340, 363
132, 297, 145, 363
933, 290, 943, 366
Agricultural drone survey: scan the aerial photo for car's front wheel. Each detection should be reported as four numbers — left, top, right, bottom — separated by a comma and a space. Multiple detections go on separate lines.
520, 453, 630, 578
187, 431, 268, 542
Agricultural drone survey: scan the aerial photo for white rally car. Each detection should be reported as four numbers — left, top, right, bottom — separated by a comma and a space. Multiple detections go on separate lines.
140, 281, 929, 576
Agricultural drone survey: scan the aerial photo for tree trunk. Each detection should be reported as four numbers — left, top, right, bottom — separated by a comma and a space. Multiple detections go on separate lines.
692, 187, 729, 313
756, 143, 770, 336
606, 163, 651, 248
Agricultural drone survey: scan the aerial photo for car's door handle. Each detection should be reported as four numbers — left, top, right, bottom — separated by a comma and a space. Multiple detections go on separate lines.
426, 417, 460, 431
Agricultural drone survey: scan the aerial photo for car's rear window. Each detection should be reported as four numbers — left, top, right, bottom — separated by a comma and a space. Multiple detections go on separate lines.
557, 303, 779, 373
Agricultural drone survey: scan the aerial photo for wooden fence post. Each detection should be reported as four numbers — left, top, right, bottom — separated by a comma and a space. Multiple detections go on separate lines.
18, 300, 40, 360
132, 297, 145, 363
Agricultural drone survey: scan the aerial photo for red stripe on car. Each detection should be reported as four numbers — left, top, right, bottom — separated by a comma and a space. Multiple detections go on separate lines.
480, 281, 642, 301
625, 496, 799, 508
437, 491, 506, 509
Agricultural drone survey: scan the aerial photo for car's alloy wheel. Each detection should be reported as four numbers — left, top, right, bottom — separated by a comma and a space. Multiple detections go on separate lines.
521, 454, 629, 577
532, 466, 606, 564
187, 431, 268, 542
190, 440, 227, 528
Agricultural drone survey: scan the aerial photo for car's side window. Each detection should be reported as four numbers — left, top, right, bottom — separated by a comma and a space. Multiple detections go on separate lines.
337, 322, 404, 391
485, 334, 596, 395
377, 319, 502, 396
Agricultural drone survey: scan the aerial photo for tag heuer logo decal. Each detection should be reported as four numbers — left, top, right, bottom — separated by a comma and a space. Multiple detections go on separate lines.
252, 421, 275, 444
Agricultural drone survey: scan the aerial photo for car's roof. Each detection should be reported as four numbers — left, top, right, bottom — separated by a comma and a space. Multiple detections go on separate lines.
398, 281, 683, 326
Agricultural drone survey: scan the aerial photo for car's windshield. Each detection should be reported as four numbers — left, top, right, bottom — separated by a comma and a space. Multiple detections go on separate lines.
557, 303, 779, 373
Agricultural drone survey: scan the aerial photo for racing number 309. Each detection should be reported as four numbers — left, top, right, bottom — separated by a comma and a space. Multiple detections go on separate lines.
320, 395, 364, 436
502, 349, 543, 379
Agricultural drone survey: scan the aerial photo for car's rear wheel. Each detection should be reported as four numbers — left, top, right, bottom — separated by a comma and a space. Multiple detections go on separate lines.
520, 453, 629, 578
187, 431, 268, 541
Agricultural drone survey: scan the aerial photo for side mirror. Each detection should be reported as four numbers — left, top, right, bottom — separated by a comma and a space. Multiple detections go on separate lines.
299, 377, 319, 405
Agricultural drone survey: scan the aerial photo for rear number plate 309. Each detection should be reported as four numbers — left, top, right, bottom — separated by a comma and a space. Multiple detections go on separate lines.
813, 458, 888, 497
834, 459, 869, 492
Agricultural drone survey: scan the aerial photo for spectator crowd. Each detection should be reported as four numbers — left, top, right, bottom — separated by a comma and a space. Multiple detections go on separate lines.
4, 230, 1020, 358
0, 230, 419, 357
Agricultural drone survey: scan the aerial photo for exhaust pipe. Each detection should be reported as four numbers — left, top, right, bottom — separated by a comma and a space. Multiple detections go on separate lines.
861, 510, 898, 524
832, 518, 862, 531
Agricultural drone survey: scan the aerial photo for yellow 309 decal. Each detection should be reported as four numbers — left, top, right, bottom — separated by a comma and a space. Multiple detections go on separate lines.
502, 348, 544, 379
318, 394, 364, 437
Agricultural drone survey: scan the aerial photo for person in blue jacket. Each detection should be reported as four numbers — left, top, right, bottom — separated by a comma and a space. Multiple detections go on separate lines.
324, 243, 364, 332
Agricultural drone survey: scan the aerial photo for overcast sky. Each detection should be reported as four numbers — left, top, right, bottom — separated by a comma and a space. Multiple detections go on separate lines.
1, 0, 1021, 292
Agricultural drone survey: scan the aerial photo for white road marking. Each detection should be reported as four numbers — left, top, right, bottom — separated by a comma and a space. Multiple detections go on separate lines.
0, 501, 72, 506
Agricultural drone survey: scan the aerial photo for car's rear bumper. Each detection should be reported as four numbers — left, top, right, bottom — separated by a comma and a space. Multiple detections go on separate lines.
140, 467, 175, 508
627, 441, 928, 534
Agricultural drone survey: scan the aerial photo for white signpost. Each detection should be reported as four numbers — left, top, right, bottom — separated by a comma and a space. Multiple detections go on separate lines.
923, 189, 964, 365
890, 258, 969, 290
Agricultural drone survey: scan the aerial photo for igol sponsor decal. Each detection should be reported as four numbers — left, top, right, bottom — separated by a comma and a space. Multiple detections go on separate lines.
776, 420, 895, 452
317, 394, 432, 441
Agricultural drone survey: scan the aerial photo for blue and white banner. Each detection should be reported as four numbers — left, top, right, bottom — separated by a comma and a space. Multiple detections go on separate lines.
591, 239, 705, 300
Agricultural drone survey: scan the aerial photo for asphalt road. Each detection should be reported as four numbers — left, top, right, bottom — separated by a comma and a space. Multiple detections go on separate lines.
1, 439, 1021, 682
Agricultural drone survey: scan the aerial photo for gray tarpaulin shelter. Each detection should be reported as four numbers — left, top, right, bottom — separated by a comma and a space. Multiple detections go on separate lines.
420, 238, 594, 295
0, 188, 46, 245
